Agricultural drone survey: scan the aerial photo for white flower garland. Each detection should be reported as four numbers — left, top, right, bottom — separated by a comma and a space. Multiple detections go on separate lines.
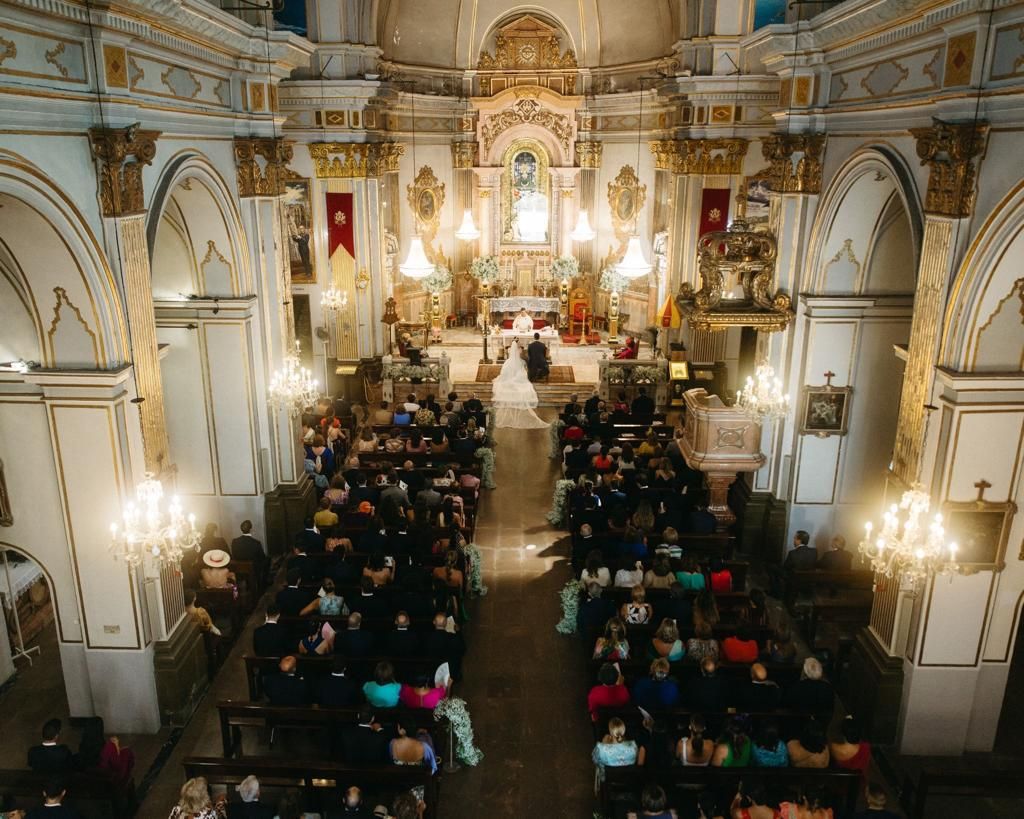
474, 446, 496, 489
546, 478, 577, 527
599, 265, 628, 294
423, 264, 453, 295
551, 255, 579, 280
434, 697, 483, 766
555, 579, 580, 635
484, 406, 497, 446
549, 419, 566, 459
461, 542, 488, 597
469, 255, 500, 283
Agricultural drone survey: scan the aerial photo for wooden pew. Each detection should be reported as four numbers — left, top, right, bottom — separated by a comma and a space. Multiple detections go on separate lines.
243, 654, 447, 700
593, 705, 812, 742
589, 657, 802, 688
357, 452, 479, 468
600, 765, 861, 816
790, 570, 874, 643
0, 768, 135, 818
182, 756, 441, 819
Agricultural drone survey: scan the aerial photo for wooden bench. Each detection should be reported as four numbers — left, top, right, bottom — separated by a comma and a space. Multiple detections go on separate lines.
0, 768, 135, 818
182, 756, 441, 819
601, 765, 861, 816
902, 769, 1024, 819
243, 654, 447, 700
357, 452, 479, 468
589, 657, 802, 688
593, 705, 813, 742
791, 570, 874, 643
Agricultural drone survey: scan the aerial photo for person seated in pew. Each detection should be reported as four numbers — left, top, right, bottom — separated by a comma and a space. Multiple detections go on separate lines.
349, 578, 391, 620
428, 429, 450, 455
341, 707, 396, 765
389, 726, 438, 773
593, 616, 630, 661
286, 542, 320, 586
311, 656, 360, 708
710, 716, 752, 767
631, 658, 680, 711
452, 428, 476, 454
169, 778, 226, 819
654, 582, 692, 626
324, 475, 349, 509
739, 663, 782, 712
580, 548, 611, 589
722, 627, 760, 664
674, 556, 706, 591
336, 612, 375, 658
363, 550, 395, 587
617, 527, 648, 563
348, 472, 378, 508
617, 445, 638, 474
709, 558, 733, 593
830, 715, 872, 778
399, 670, 448, 710
677, 714, 713, 767
636, 432, 660, 461
643, 554, 675, 590
693, 589, 721, 631
392, 404, 413, 427
229, 775, 274, 819
652, 461, 676, 489
587, 662, 631, 722
276, 570, 315, 617
184, 589, 222, 638
357, 426, 380, 453
298, 619, 333, 656
783, 529, 818, 571
688, 494, 718, 535
578, 583, 616, 645
273, 788, 317, 819
625, 784, 677, 819
785, 657, 835, 725
750, 718, 789, 768
817, 534, 853, 571
263, 656, 308, 706
686, 657, 723, 713
296, 517, 326, 555
423, 612, 465, 682
336, 786, 371, 819
199, 549, 235, 590
787, 718, 830, 768
621, 585, 653, 625
778, 786, 835, 819
405, 428, 428, 455
439, 402, 459, 428
314, 496, 340, 532
648, 618, 685, 662
728, 783, 775, 819
591, 717, 642, 793
697, 792, 726, 819
767, 626, 797, 665
385, 611, 420, 657
363, 661, 402, 708
850, 782, 900, 819
431, 549, 464, 589
631, 386, 655, 416
383, 429, 406, 455
253, 604, 292, 657
373, 400, 394, 426
27, 719, 75, 774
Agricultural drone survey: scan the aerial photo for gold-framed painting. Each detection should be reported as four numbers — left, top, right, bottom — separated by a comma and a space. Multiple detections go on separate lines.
283, 177, 316, 282
744, 175, 772, 225
799, 384, 852, 437
942, 499, 1016, 571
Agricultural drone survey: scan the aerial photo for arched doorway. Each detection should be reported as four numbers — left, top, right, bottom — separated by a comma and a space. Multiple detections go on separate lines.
788, 148, 923, 540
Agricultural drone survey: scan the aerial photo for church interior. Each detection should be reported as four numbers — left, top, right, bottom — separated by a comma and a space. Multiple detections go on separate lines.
1, 0, 1024, 816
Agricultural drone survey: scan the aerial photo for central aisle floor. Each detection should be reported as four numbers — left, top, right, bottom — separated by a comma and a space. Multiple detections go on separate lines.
444, 415, 595, 818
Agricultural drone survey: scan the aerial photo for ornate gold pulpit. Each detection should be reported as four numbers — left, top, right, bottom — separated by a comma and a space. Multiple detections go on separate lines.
680, 388, 766, 529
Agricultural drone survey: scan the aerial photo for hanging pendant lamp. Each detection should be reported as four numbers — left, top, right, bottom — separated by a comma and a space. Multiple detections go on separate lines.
570, 209, 596, 242
399, 85, 435, 280
455, 209, 481, 241
614, 78, 651, 280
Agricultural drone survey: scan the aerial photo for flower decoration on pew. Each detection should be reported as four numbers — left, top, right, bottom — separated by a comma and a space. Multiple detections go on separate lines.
434, 696, 483, 766
546, 478, 577, 527
549, 419, 566, 459
460, 542, 488, 597
484, 406, 497, 445
474, 446, 496, 489
555, 579, 580, 635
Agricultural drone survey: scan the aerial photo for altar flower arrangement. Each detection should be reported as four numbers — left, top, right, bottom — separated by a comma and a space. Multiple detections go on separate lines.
423, 264, 453, 294
599, 265, 628, 294
474, 446, 496, 488
629, 365, 666, 384
607, 367, 627, 385
555, 579, 580, 635
551, 255, 579, 281
434, 697, 483, 766
549, 419, 566, 459
469, 255, 500, 283
546, 478, 577, 527
383, 363, 441, 382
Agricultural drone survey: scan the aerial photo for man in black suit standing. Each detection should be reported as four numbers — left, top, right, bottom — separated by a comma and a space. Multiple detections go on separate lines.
631, 386, 655, 416
817, 535, 854, 570
784, 529, 818, 570
253, 604, 291, 657
27, 720, 74, 773
295, 518, 325, 554
25, 777, 81, 819
231, 520, 267, 587
526, 332, 549, 381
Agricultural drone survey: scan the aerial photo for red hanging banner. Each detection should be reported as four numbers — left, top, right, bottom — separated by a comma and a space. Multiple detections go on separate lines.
326, 192, 355, 261
698, 187, 731, 238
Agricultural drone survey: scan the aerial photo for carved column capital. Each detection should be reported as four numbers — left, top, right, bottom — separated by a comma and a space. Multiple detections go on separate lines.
234, 137, 294, 197
451, 141, 477, 169
759, 133, 826, 194
307, 142, 404, 179
649, 138, 748, 175
909, 120, 989, 217
88, 126, 160, 217
575, 140, 603, 169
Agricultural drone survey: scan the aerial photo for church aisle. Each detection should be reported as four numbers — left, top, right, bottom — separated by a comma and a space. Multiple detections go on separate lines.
444, 414, 595, 818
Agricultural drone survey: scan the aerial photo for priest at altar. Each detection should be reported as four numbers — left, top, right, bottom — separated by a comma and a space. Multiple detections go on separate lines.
511, 308, 536, 334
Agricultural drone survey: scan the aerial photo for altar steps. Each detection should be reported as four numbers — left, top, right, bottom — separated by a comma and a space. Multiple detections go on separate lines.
453, 380, 596, 408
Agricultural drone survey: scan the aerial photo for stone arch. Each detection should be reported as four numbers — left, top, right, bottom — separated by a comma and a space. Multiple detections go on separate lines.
0, 151, 128, 369
476, 8, 580, 63
941, 178, 1024, 372
147, 151, 251, 298
806, 146, 923, 295
0, 541, 75, 646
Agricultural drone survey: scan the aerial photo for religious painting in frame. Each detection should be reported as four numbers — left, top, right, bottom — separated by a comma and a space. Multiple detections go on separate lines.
942, 499, 1016, 570
282, 177, 316, 282
799, 384, 852, 437
745, 175, 772, 225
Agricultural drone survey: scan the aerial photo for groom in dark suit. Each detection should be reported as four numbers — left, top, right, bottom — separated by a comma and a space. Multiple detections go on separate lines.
526, 333, 550, 381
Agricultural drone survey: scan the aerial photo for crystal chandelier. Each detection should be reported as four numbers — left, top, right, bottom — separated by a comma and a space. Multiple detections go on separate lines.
399, 235, 434, 280
616, 234, 653, 279
735, 362, 790, 422
455, 209, 480, 241
570, 210, 596, 242
110, 474, 199, 568
320, 284, 348, 313
860, 484, 959, 583
268, 340, 319, 416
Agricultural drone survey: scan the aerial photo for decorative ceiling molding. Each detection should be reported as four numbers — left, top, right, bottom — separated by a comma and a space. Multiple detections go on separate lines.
649, 139, 748, 176
480, 94, 573, 154
307, 142, 404, 179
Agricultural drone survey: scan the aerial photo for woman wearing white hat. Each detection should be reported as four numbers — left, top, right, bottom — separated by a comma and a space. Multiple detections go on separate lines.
199, 549, 235, 589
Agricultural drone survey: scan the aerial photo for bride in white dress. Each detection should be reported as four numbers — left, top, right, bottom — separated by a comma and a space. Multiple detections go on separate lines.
491, 339, 549, 429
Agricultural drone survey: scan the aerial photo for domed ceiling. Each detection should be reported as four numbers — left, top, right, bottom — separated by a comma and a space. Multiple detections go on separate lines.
376, 0, 680, 70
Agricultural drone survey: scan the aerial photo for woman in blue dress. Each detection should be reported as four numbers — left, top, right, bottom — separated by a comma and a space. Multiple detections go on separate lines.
592, 717, 643, 794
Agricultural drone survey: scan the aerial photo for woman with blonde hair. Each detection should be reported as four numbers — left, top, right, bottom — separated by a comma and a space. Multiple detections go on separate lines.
168, 777, 225, 818
621, 584, 653, 625
356, 426, 379, 453
591, 717, 643, 793
649, 617, 685, 661
593, 616, 630, 661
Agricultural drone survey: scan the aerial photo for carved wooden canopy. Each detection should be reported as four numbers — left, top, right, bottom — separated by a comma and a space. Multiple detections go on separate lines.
477, 15, 577, 71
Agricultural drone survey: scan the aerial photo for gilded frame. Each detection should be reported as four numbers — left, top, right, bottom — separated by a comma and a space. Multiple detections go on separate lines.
501, 137, 550, 245
282, 176, 316, 282
941, 499, 1016, 571
799, 385, 852, 437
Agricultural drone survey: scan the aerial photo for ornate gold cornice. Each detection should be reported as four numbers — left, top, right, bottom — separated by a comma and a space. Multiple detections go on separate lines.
648, 138, 748, 176
909, 120, 989, 218
759, 133, 826, 194
234, 137, 294, 197
451, 141, 477, 169
480, 94, 573, 154
88, 126, 160, 217
307, 142, 404, 179
575, 141, 603, 169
